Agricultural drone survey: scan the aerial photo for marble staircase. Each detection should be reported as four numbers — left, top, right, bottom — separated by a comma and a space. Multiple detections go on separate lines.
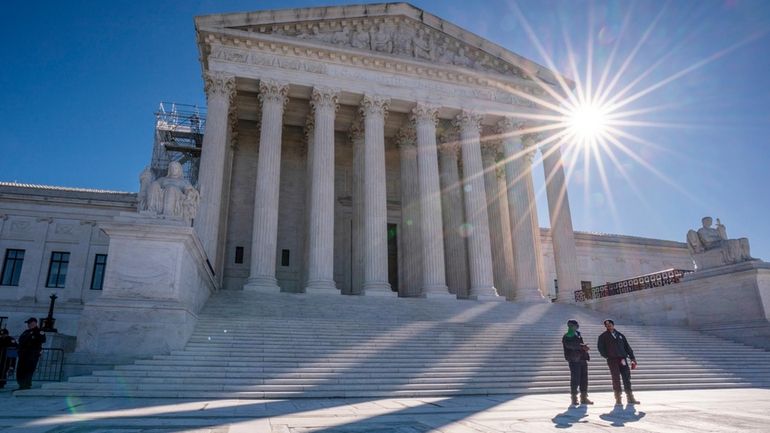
20, 290, 770, 398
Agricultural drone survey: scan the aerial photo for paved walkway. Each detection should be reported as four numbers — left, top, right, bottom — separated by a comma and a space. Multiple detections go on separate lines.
1, 387, 768, 432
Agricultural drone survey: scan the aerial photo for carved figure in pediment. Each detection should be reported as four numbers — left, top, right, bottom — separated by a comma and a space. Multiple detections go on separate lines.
434, 42, 455, 64
370, 24, 394, 54
452, 47, 474, 67
393, 24, 415, 56
412, 28, 433, 60
686, 216, 754, 270
298, 26, 332, 44
331, 26, 351, 46
139, 162, 200, 222
351, 24, 370, 49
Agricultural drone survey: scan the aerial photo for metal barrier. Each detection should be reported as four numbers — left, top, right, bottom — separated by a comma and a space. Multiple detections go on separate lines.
574, 268, 694, 302
2, 348, 64, 383
33, 348, 64, 382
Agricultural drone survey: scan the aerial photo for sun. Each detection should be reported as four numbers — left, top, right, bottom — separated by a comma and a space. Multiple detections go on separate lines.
566, 101, 610, 143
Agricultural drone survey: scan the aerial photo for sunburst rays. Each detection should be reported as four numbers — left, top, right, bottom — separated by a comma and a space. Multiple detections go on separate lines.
478, 0, 768, 233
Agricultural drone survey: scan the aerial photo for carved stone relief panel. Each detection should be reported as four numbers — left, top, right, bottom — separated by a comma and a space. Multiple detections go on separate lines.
234, 16, 529, 78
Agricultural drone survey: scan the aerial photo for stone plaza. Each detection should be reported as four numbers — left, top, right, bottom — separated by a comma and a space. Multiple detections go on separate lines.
1, 3, 769, 432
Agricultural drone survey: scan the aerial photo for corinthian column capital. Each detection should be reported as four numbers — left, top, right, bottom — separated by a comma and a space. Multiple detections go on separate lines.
310, 87, 340, 112
411, 103, 439, 126
348, 116, 364, 142
496, 117, 528, 134
258, 79, 289, 107
396, 125, 417, 148
453, 110, 483, 134
204, 71, 236, 102
480, 139, 502, 161
303, 114, 315, 144
521, 133, 541, 163
360, 95, 390, 119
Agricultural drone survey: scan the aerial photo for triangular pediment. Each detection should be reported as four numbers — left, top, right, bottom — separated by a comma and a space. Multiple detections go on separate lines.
196, 3, 560, 84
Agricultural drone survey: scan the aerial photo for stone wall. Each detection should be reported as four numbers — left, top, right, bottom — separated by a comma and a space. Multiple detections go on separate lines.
580, 261, 770, 348
0, 183, 135, 337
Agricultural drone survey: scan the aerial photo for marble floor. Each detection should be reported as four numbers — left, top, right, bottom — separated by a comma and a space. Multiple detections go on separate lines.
1, 387, 768, 432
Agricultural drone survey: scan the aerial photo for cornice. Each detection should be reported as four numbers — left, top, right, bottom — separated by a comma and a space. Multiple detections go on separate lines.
198, 27, 557, 109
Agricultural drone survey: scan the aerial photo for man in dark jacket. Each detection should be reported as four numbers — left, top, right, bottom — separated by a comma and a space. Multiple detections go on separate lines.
16, 317, 46, 390
597, 319, 640, 405
0, 328, 18, 388
562, 319, 593, 406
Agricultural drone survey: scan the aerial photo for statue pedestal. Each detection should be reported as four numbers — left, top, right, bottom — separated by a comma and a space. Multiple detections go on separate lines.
74, 220, 218, 365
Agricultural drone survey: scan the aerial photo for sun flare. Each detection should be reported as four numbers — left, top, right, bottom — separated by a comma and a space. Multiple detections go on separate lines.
566, 102, 610, 143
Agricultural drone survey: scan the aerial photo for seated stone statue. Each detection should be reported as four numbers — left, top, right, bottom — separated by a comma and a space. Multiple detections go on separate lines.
138, 162, 199, 223
687, 216, 753, 270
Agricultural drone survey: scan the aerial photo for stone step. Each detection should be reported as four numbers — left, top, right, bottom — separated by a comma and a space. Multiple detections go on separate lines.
41, 376, 765, 392
105, 368, 758, 379
67, 372, 759, 385
25, 290, 770, 399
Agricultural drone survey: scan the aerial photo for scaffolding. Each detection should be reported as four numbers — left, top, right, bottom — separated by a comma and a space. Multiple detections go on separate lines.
151, 102, 206, 186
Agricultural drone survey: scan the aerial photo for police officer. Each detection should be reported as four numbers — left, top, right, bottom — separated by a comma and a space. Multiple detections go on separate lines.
16, 317, 46, 390
0, 328, 17, 389
598, 319, 640, 405
562, 319, 593, 406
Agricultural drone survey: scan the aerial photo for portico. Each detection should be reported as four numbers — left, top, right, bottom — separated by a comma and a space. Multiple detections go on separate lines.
193, 3, 581, 301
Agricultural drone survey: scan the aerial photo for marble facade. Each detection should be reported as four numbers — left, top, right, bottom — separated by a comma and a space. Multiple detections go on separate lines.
0, 4, 698, 340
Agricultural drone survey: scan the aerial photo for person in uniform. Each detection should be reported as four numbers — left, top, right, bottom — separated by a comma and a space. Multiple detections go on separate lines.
562, 319, 593, 406
16, 317, 46, 390
0, 328, 18, 388
598, 319, 640, 405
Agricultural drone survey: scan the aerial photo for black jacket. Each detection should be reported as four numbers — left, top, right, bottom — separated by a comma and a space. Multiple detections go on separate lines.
598, 330, 635, 361
562, 331, 590, 363
18, 328, 45, 359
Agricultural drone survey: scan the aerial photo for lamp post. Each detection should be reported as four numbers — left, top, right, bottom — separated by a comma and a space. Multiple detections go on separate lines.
41, 293, 58, 333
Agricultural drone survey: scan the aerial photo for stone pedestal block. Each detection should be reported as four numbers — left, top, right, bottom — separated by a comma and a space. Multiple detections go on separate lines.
75, 219, 217, 361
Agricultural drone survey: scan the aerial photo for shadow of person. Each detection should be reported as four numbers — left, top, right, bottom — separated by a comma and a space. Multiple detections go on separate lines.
599, 404, 646, 427
552, 404, 589, 428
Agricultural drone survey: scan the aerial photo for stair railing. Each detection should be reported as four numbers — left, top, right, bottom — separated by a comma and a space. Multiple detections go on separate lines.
575, 268, 694, 302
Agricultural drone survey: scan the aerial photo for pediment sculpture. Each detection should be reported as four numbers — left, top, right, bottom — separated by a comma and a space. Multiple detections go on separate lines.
138, 162, 199, 223
686, 216, 754, 270
238, 18, 528, 78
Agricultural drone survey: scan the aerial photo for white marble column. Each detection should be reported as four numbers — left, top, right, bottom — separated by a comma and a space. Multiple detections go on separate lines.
196, 72, 236, 266
496, 156, 517, 300
438, 129, 469, 297
300, 114, 314, 289
349, 118, 365, 295
412, 104, 453, 298
498, 118, 545, 301
304, 87, 340, 294
359, 95, 394, 296
397, 126, 422, 297
245, 80, 289, 291
481, 139, 516, 300
454, 111, 500, 300
541, 138, 580, 302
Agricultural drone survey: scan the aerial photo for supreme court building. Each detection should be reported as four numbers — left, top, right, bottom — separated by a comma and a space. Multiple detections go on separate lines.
0, 4, 693, 338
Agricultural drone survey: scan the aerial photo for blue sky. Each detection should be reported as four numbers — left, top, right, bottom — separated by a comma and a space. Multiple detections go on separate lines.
1, 0, 769, 261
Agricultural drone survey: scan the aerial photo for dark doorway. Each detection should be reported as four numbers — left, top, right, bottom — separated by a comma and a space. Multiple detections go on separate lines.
387, 223, 399, 292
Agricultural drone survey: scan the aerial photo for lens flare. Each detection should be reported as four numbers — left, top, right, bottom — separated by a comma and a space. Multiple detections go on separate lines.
566, 101, 610, 142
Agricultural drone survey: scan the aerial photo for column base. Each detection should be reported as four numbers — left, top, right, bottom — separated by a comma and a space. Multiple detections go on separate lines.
362, 281, 395, 296
243, 276, 281, 292
422, 285, 456, 300
364, 289, 397, 297
305, 280, 339, 295
470, 293, 506, 302
516, 288, 547, 302
469, 286, 504, 301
